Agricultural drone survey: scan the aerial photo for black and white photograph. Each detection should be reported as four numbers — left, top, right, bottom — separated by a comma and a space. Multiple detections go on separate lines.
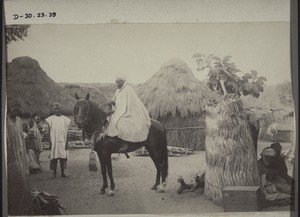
3, 0, 297, 216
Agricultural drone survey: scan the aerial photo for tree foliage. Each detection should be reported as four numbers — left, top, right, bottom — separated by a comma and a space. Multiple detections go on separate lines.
5, 25, 30, 44
193, 53, 267, 98
277, 81, 294, 108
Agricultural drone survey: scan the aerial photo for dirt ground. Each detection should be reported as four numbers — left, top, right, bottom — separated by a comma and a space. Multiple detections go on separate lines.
28, 141, 294, 215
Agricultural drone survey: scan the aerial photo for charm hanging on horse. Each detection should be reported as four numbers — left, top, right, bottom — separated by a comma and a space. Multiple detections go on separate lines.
73, 93, 169, 195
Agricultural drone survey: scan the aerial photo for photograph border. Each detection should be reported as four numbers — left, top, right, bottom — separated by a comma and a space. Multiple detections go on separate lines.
2, 0, 298, 217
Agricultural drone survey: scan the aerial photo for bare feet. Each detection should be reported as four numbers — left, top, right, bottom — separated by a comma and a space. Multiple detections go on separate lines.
61, 174, 69, 178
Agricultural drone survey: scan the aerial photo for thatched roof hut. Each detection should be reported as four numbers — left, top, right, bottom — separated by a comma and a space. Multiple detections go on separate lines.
6, 57, 76, 118
137, 58, 212, 150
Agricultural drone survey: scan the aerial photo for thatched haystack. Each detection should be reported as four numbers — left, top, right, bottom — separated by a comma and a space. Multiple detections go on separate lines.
61, 83, 107, 105
204, 94, 260, 205
7, 57, 76, 118
137, 58, 211, 150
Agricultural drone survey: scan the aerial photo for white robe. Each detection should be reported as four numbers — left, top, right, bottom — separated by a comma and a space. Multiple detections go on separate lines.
106, 83, 151, 142
46, 115, 71, 159
6, 116, 29, 176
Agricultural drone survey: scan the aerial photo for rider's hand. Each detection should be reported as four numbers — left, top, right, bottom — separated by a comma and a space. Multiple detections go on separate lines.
108, 101, 116, 106
106, 110, 115, 115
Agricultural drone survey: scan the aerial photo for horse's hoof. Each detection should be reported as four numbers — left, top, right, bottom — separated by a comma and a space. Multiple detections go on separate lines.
100, 189, 106, 194
191, 185, 199, 192
151, 185, 158, 190
177, 189, 183, 194
107, 190, 115, 196
156, 189, 165, 193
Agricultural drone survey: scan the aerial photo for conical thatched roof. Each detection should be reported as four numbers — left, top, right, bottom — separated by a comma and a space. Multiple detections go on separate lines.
60, 83, 108, 105
6, 57, 76, 118
137, 58, 211, 120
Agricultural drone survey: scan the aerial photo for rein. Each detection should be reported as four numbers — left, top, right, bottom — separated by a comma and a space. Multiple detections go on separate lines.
82, 100, 91, 126
75, 99, 110, 138
74, 99, 91, 127
85, 129, 103, 137
85, 117, 110, 137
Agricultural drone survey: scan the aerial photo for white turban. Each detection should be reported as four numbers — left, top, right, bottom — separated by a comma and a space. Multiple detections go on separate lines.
115, 73, 127, 82
261, 148, 276, 157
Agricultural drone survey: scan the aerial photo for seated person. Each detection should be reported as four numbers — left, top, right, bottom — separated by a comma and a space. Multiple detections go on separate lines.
270, 142, 294, 186
105, 75, 151, 155
257, 147, 293, 202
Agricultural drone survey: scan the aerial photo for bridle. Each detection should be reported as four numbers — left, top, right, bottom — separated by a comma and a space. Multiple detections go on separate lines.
74, 99, 111, 138
74, 99, 91, 128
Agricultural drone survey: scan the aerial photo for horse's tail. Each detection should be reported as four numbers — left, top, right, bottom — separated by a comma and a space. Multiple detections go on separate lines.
161, 128, 168, 178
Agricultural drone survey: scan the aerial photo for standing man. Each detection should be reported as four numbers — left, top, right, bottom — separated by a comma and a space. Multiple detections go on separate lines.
6, 103, 29, 178
34, 116, 44, 134
26, 120, 43, 173
46, 103, 71, 178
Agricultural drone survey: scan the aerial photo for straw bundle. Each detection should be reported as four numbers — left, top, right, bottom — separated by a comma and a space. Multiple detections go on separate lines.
23, 189, 68, 215
204, 94, 260, 205
88, 151, 98, 171
137, 59, 211, 150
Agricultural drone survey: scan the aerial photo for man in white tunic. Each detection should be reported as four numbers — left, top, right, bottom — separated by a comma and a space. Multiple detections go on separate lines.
46, 103, 71, 178
106, 74, 151, 153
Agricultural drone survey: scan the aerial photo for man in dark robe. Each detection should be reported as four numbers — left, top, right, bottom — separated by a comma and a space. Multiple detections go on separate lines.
270, 142, 294, 185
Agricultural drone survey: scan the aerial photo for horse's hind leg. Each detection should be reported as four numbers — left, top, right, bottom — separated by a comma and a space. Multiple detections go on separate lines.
147, 148, 161, 190
158, 161, 167, 192
99, 154, 108, 194
106, 154, 115, 196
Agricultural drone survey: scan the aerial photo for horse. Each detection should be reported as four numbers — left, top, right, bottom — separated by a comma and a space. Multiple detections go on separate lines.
73, 93, 168, 195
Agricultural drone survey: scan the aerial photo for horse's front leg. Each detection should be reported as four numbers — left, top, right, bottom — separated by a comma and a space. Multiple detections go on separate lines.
106, 153, 115, 196
99, 154, 108, 194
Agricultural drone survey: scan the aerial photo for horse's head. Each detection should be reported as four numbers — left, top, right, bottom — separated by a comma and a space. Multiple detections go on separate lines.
73, 92, 91, 128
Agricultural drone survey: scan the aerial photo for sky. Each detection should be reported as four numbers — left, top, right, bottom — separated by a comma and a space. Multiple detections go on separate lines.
7, 23, 291, 85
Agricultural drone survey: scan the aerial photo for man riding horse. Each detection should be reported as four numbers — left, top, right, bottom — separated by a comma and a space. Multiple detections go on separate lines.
73, 75, 168, 194
105, 74, 151, 156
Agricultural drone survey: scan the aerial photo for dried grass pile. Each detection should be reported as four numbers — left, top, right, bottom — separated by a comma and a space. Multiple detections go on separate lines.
204, 94, 260, 205
28, 189, 68, 215
137, 58, 211, 150
7, 57, 76, 118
